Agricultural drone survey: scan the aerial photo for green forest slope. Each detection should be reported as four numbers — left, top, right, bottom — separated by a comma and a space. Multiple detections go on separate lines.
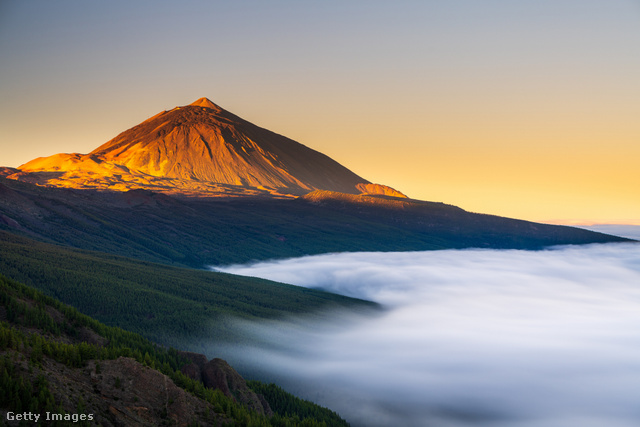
0, 231, 377, 352
0, 273, 349, 426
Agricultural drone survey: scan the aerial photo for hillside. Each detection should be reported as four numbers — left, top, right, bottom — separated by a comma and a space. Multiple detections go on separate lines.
0, 231, 377, 351
0, 273, 349, 426
1, 96, 629, 267
0, 178, 630, 270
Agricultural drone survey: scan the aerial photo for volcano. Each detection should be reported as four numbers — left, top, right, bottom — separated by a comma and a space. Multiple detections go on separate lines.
14, 98, 404, 198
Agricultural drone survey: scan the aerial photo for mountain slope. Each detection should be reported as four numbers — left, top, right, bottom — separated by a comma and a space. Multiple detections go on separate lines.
0, 273, 349, 426
15, 97, 377, 197
1, 98, 632, 267
0, 229, 377, 350
0, 178, 631, 271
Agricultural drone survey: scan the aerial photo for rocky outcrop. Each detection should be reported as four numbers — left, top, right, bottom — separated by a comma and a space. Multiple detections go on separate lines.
356, 183, 407, 198
1, 354, 228, 427
0, 167, 19, 178
202, 358, 273, 416
178, 351, 209, 382
90, 357, 227, 426
301, 189, 414, 209
179, 351, 272, 416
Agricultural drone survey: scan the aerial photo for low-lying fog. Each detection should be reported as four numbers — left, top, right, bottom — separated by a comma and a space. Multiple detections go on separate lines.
211, 237, 640, 427
580, 224, 640, 241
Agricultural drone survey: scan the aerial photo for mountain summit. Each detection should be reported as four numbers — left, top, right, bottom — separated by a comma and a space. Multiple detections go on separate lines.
15, 98, 404, 198
189, 97, 222, 109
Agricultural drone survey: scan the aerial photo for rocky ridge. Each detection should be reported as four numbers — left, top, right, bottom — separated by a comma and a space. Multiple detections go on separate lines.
179, 351, 273, 416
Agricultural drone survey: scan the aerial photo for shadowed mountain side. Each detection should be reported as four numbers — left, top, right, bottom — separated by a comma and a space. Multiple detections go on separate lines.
15, 98, 370, 196
0, 230, 377, 351
0, 178, 630, 270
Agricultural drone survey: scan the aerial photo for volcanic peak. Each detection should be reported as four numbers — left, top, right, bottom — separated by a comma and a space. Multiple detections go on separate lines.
14, 98, 381, 198
189, 97, 221, 110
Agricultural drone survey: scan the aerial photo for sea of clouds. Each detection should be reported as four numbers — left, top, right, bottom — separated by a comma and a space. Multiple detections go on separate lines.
580, 224, 640, 241
211, 230, 640, 427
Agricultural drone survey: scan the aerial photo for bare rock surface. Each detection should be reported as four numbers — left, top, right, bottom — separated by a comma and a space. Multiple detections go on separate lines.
179, 351, 273, 416
15, 98, 372, 198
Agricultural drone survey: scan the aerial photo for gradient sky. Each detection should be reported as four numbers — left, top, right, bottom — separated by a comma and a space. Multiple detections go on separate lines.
1, 0, 638, 224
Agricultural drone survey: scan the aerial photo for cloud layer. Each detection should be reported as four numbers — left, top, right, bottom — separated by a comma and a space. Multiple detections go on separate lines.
580, 224, 640, 241
212, 243, 640, 427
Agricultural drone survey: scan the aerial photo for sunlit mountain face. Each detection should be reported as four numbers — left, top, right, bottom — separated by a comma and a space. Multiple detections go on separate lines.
8, 97, 403, 199
0, 97, 630, 270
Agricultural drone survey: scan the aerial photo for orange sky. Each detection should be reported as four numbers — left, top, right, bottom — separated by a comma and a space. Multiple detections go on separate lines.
0, 1, 638, 224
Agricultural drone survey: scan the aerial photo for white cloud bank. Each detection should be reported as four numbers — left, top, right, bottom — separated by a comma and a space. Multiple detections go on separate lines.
579, 224, 640, 241
212, 242, 640, 427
